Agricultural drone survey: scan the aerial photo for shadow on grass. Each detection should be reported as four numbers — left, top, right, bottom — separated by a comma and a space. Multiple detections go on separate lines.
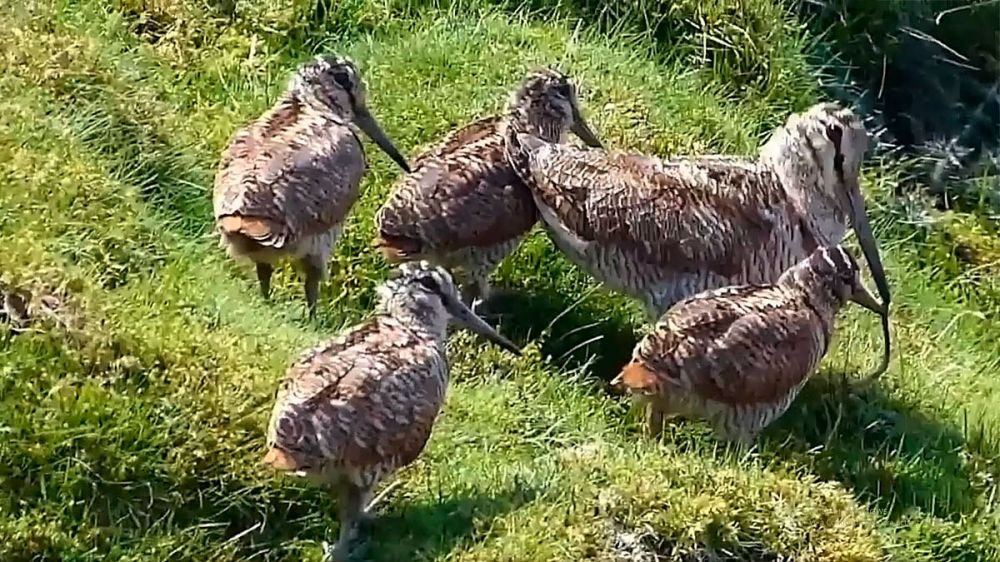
487, 286, 640, 385
760, 372, 999, 521
368, 484, 534, 561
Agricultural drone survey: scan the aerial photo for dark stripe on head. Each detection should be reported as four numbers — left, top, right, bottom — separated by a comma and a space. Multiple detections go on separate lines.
512, 68, 569, 106
820, 245, 860, 275
828, 245, 849, 272
815, 245, 854, 275
800, 124, 825, 188
822, 119, 846, 181
398, 261, 454, 297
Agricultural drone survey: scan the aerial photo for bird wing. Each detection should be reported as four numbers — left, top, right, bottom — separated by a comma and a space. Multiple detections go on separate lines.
636, 286, 825, 405
214, 97, 365, 249
375, 115, 537, 255
526, 144, 789, 277
412, 115, 502, 166
634, 285, 764, 373
267, 317, 445, 470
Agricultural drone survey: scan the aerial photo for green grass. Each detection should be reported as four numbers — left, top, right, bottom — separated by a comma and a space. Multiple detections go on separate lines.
2, 1, 1000, 560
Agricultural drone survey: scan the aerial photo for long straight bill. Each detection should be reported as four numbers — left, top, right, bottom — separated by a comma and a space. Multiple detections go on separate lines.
441, 294, 521, 355
354, 107, 411, 173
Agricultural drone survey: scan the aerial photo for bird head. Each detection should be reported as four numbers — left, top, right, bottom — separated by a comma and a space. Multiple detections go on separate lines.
795, 245, 890, 378
760, 103, 890, 334
506, 67, 602, 148
290, 54, 411, 172
378, 261, 521, 355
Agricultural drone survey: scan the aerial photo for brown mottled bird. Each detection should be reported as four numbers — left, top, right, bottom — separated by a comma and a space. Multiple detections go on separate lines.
505, 102, 892, 327
612, 245, 889, 444
262, 261, 520, 560
213, 55, 411, 317
374, 68, 602, 311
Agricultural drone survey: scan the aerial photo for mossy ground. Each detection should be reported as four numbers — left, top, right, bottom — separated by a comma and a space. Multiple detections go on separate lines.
1, 1, 998, 561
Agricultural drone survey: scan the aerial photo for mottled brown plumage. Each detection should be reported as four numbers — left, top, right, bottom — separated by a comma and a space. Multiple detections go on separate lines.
214, 54, 410, 317
506, 103, 891, 328
0, 282, 31, 333
262, 261, 519, 561
374, 69, 601, 309
0, 280, 76, 335
613, 246, 888, 444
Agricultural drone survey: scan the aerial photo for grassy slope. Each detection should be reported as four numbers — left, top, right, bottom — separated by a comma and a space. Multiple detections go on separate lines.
1, 1, 999, 561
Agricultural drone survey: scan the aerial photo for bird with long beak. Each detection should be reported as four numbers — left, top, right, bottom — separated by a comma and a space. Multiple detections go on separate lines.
214, 54, 411, 318
262, 261, 519, 561
374, 67, 602, 313
505, 102, 891, 335
612, 245, 890, 445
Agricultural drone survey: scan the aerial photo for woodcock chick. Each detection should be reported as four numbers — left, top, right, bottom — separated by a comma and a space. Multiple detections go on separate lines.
612, 245, 890, 444
506, 102, 892, 326
262, 261, 520, 561
214, 55, 411, 318
374, 68, 602, 311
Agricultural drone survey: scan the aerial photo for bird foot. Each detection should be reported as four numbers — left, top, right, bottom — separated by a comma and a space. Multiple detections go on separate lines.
470, 287, 524, 322
323, 538, 369, 562
322, 540, 351, 562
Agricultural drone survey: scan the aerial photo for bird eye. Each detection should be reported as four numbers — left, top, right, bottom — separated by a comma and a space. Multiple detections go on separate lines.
825, 124, 846, 172
555, 83, 572, 98
332, 70, 353, 89
825, 124, 843, 148
416, 276, 439, 293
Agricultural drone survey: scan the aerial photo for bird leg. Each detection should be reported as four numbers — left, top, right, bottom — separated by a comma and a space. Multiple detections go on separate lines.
255, 263, 273, 299
645, 401, 666, 439
300, 259, 323, 319
457, 273, 487, 309
726, 429, 758, 451
463, 274, 498, 319
327, 482, 365, 561
714, 419, 758, 449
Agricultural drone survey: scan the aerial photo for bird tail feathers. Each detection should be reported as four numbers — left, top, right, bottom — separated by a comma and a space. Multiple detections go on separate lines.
614, 361, 660, 395
217, 215, 285, 253
372, 234, 421, 263
261, 446, 301, 471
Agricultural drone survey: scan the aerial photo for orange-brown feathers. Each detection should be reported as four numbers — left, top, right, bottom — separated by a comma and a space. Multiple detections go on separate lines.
261, 446, 300, 471
372, 235, 421, 263
614, 361, 660, 395
218, 215, 274, 239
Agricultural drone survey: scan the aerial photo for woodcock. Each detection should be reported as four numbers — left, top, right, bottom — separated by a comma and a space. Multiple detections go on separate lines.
213, 55, 411, 317
374, 68, 602, 311
612, 245, 890, 444
262, 261, 520, 561
505, 102, 892, 326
